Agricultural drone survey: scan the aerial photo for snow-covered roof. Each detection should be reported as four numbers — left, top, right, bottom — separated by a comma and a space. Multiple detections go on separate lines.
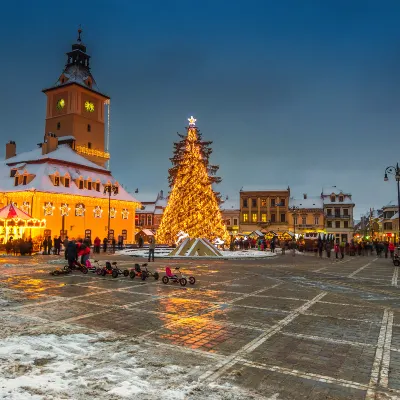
140, 229, 155, 236
53, 64, 102, 93
321, 187, 350, 196
58, 136, 76, 142
6, 145, 106, 171
383, 201, 397, 209
0, 147, 139, 203
323, 197, 354, 205
137, 204, 155, 214
289, 197, 323, 209
240, 186, 289, 192
220, 198, 240, 211
391, 212, 399, 220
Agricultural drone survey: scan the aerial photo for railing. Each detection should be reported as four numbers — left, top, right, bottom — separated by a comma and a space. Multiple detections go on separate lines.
76, 145, 110, 159
297, 224, 320, 228
325, 214, 351, 219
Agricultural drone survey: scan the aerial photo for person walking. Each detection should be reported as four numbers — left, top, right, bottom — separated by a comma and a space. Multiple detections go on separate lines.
112, 237, 116, 253
94, 237, 101, 254
389, 241, 395, 259
47, 236, 53, 255
148, 236, 156, 262
325, 241, 331, 258
318, 240, 323, 258
42, 237, 48, 255
63, 236, 69, 259
384, 241, 389, 259
340, 241, 345, 259
334, 242, 339, 259
103, 237, 108, 253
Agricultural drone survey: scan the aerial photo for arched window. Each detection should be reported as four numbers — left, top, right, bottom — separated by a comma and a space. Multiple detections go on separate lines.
87, 124, 91, 132
75, 203, 85, 217
147, 215, 152, 225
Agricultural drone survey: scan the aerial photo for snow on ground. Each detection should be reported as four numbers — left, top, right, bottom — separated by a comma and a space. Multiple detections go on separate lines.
0, 328, 262, 400
117, 248, 278, 259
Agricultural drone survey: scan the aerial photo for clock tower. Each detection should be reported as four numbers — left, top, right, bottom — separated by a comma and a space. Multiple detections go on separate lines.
42, 29, 110, 167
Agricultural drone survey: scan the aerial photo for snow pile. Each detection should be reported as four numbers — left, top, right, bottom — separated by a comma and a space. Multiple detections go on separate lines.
117, 248, 277, 259
0, 333, 260, 400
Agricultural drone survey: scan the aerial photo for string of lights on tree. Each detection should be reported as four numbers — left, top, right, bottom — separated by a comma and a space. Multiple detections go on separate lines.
156, 117, 229, 244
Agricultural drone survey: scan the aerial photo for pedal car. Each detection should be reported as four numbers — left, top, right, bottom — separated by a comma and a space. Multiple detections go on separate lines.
394, 253, 400, 267
162, 266, 195, 286
129, 263, 147, 280
65, 260, 88, 274
96, 261, 114, 276
111, 262, 129, 278
129, 263, 159, 281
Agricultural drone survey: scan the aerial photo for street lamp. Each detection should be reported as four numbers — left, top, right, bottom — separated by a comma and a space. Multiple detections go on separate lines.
104, 182, 119, 241
384, 163, 400, 245
289, 205, 300, 256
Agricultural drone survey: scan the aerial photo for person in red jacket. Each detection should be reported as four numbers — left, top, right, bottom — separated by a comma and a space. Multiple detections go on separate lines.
389, 241, 395, 259
94, 237, 101, 254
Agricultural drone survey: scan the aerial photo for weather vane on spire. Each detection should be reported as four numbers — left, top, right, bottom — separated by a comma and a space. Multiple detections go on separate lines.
77, 25, 82, 42
188, 116, 197, 126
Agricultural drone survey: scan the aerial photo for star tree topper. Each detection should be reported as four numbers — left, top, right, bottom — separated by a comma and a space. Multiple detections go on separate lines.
188, 116, 197, 126
93, 206, 103, 218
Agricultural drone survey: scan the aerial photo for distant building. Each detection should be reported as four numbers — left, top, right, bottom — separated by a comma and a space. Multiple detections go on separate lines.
288, 194, 324, 236
321, 187, 355, 243
381, 201, 398, 240
220, 197, 240, 235
135, 190, 167, 231
239, 186, 290, 234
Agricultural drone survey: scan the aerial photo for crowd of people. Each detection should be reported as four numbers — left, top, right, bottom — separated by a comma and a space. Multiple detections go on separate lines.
4, 237, 34, 256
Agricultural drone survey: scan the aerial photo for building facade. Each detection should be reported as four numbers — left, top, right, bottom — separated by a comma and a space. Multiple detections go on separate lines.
322, 187, 355, 243
135, 190, 167, 231
0, 30, 139, 244
288, 194, 325, 236
239, 187, 290, 234
220, 197, 240, 235
381, 202, 398, 240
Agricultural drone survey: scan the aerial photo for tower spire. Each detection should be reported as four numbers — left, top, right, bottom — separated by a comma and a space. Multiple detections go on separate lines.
77, 25, 82, 43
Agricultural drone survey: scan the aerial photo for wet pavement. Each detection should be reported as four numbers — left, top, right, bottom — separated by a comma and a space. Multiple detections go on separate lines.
2, 253, 400, 399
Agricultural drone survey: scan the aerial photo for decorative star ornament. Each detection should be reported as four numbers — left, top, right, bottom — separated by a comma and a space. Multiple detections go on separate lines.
93, 206, 103, 218
43, 202, 55, 216
188, 116, 197, 126
122, 209, 129, 219
75, 204, 86, 217
60, 203, 71, 217
110, 207, 117, 219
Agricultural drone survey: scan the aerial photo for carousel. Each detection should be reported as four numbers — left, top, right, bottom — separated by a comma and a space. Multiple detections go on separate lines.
0, 204, 46, 243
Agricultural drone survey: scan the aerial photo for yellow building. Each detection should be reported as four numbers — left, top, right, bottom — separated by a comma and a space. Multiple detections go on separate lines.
0, 30, 139, 244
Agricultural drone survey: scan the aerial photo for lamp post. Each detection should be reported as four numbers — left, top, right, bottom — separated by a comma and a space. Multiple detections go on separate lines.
103, 182, 118, 241
384, 163, 400, 245
289, 205, 300, 256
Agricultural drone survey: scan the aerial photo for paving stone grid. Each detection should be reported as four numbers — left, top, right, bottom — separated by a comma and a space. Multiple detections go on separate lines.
2, 253, 400, 399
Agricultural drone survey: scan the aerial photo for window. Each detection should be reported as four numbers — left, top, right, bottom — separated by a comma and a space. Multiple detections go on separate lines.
14, 176, 18, 186
243, 199, 248, 208
252, 213, 257, 222
114, 186, 119, 195
88, 142, 92, 149
314, 216, 319, 225
280, 199, 285, 207
122, 229, 127, 240
271, 213, 276, 222
339, 196, 344, 202
233, 218, 238, 226
57, 122, 61, 130
140, 215, 145, 226
87, 124, 91, 132
226, 218, 231, 226
343, 209, 349, 216
335, 221, 340, 228
327, 221, 332, 228
252, 199, 257, 207
302, 216, 306, 225
271, 199, 276, 207
96, 182, 100, 192
261, 199, 267, 207
147, 215, 152, 225
280, 213, 286, 223
54, 176, 60, 186
327, 209, 332, 216
261, 213, 267, 222
334, 208, 340, 217
22, 175, 27, 185
65, 178, 70, 188
331, 196, 336, 202
344, 221, 349, 228
10, 169, 17, 177
242, 213, 248, 222
108, 229, 114, 240
293, 216, 298, 225
79, 180, 84, 190
85, 229, 91, 240
87, 181, 92, 190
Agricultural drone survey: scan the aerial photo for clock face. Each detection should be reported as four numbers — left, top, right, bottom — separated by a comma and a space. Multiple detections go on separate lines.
85, 101, 95, 113
57, 99, 65, 110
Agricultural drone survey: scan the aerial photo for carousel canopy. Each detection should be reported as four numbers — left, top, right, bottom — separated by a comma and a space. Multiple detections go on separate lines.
0, 204, 31, 220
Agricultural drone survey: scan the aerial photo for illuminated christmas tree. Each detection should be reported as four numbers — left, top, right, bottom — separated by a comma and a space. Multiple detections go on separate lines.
156, 117, 229, 244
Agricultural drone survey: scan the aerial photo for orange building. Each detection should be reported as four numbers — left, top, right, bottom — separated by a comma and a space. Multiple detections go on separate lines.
0, 30, 139, 244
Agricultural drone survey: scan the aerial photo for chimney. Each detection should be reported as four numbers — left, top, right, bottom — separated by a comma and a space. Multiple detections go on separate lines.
303, 193, 307, 199
5, 141, 16, 160
160, 190, 164, 199
42, 133, 58, 155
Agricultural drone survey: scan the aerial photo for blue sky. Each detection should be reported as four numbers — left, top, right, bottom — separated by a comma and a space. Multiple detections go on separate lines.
1, 0, 400, 217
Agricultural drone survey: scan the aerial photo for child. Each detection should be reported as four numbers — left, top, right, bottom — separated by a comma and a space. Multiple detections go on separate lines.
334, 243, 340, 259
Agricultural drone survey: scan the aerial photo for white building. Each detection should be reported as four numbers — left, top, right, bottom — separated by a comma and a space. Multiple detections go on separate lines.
321, 187, 355, 243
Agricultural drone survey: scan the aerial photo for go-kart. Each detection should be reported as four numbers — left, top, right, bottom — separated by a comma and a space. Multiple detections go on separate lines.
65, 260, 88, 274
96, 261, 128, 278
394, 254, 400, 267
162, 266, 195, 287
129, 263, 159, 281
111, 262, 129, 278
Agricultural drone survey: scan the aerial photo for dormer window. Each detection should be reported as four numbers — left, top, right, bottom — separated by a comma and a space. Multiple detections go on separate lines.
87, 181, 92, 190
339, 196, 344, 202
54, 176, 60, 186
114, 186, 119, 195
65, 178, 70, 188
10, 169, 17, 178
79, 180, 84, 190
23, 175, 27, 185
330, 195, 336, 202
14, 176, 19, 186
95, 182, 100, 192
